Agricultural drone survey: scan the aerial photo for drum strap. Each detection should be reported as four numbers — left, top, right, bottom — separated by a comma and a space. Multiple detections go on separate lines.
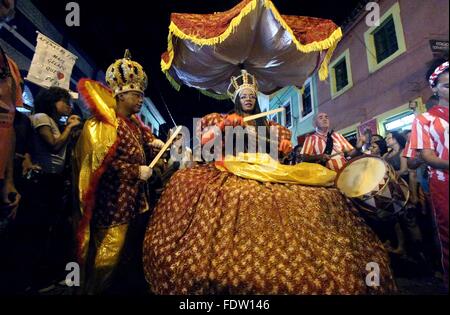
428, 106, 449, 123
315, 131, 335, 166
324, 131, 334, 155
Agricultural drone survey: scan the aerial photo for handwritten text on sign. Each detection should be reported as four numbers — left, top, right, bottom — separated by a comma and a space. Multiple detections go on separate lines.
26, 33, 77, 90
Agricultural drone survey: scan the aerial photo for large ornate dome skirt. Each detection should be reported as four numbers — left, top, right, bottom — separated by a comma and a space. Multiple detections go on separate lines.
143, 164, 397, 294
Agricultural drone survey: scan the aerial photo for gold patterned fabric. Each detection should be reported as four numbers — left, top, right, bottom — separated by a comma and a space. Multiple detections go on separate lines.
92, 116, 155, 228
161, 0, 342, 98
143, 164, 397, 295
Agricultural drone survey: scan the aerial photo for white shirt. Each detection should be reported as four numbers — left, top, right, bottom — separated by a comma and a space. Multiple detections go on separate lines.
30, 113, 67, 174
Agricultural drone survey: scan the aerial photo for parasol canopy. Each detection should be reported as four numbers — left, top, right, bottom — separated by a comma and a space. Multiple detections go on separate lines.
161, 0, 342, 100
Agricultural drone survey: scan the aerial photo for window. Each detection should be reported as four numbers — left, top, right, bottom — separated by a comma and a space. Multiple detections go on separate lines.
283, 101, 292, 128
343, 131, 358, 147
364, 2, 407, 73
22, 85, 34, 107
329, 49, 353, 99
16, 107, 31, 114
373, 16, 399, 63
298, 77, 316, 121
384, 111, 415, 132
270, 113, 278, 124
334, 59, 348, 92
302, 83, 313, 117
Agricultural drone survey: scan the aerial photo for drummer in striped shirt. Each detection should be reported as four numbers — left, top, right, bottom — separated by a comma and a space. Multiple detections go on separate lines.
405, 59, 449, 286
301, 112, 362, 172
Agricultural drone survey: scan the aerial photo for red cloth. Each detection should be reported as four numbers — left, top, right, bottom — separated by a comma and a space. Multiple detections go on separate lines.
430, 176, 449, 284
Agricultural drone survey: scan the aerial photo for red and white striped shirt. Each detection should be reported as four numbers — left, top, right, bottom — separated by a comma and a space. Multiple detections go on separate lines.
402, 140, 414, 159
406, 106, 449, 182
301, 131, 354, 172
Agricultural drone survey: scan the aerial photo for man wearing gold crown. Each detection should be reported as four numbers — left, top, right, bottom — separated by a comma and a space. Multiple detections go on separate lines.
74, 51, 164, 294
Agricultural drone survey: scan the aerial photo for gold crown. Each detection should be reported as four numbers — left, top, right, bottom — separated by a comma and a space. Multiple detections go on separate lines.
105, 50, 148, 97
227, 69, 258, 102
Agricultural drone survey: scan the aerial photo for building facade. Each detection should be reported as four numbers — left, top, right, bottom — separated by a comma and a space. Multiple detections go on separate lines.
270, 0, 449, 145
269, 75, 319, 143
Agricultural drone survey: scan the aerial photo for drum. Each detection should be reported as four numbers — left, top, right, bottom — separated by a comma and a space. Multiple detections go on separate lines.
335, 155, 410, 220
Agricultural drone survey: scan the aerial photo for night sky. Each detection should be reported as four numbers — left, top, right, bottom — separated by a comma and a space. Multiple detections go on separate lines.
31, 0, 362, 131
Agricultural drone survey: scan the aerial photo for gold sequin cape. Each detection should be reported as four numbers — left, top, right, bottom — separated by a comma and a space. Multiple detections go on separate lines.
73, 78, 129, 263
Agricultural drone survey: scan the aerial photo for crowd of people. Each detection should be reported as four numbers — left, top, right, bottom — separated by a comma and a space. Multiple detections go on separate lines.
0, 0, 448, 294
288, 124, 443, 276
281, 59, 448, 288
0, 49, 448, 295
0, 72, 194, 294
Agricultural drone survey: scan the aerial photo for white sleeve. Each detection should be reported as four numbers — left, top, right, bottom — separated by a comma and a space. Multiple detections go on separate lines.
31, 113, 53, 130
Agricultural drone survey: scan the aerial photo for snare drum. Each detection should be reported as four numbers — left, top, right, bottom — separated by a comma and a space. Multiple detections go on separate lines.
335, 156, 410, 220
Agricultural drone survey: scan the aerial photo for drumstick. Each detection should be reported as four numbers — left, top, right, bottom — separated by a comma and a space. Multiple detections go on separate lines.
243, 108, 285, 122
149, 126, 183, 169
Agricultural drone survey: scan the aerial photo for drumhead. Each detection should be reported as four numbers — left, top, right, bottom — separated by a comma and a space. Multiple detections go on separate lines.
336, 156, 388, 198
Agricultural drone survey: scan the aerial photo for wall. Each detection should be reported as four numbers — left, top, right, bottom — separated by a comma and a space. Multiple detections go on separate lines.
316, 0, 449, 133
